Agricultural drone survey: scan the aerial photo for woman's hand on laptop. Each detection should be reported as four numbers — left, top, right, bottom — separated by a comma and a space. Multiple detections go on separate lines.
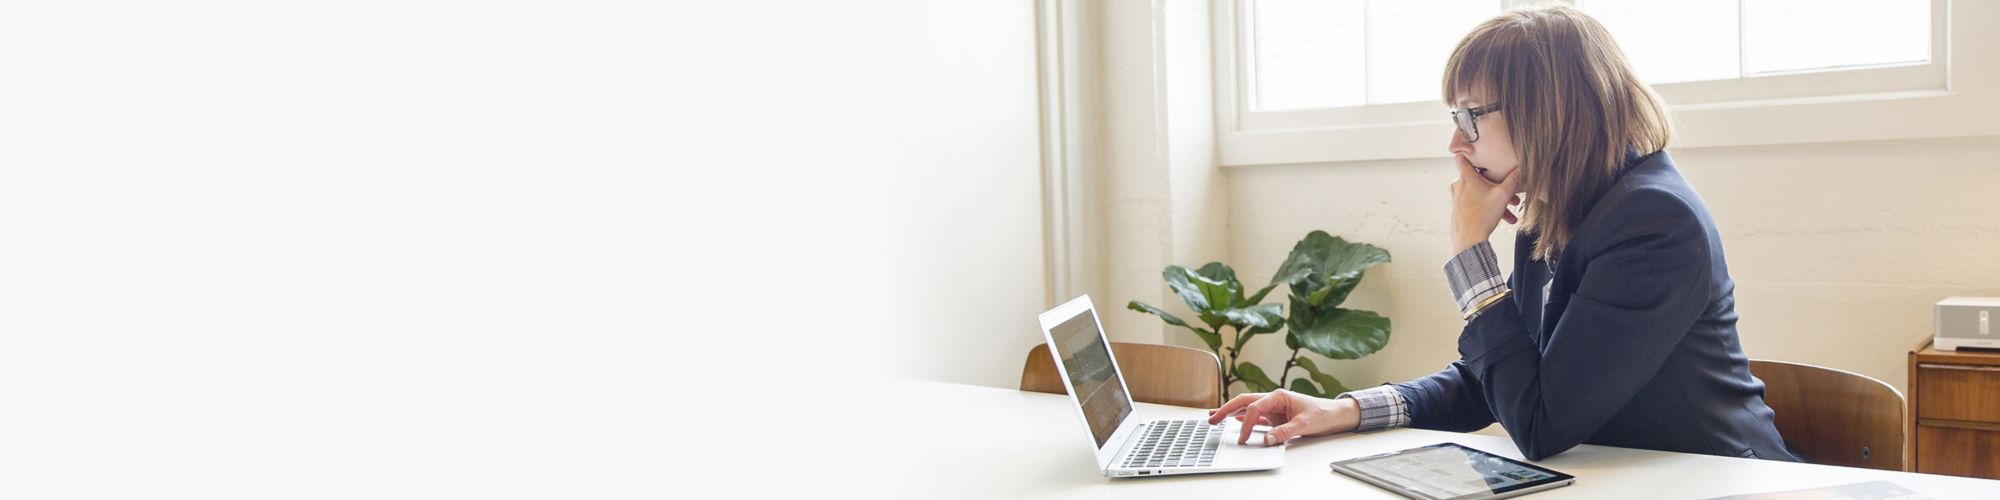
1206, 389, 1361, 446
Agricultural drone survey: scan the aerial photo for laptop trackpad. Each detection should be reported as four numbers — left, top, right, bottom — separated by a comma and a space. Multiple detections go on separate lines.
1215, 420, 1286, 467
1219, 420, 1283, 447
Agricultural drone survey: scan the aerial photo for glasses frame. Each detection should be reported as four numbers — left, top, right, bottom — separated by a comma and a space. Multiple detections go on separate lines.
1450, 103, 1503, 143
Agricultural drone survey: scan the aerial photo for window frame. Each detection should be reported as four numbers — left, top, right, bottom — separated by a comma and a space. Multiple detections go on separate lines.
1213, 0, 1997, 167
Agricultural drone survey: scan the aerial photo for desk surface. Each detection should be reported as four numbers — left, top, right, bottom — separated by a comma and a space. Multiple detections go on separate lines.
889, 379, 2000, 499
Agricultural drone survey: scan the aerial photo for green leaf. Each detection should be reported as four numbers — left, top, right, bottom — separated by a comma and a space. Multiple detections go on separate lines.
1289, 378, 1322, 397
1279, 231, 1390, 308
1224, 304, 1285, 353
1271, 264, 1315, 288
1311, 372, 1349, 395
1127, 300, 1191, 328
1294, 356, 1349, 394
1194, 261, 1240, 284
1196, 310, 1227, 330
1293, 355, 1320, 375
1306, 277, 1340, 306
1286, 295, 1314, 332
1162, 266, 1212, 312
1293, 307, 1391, 360
1236, 362, 1278, 393
1246, 322, 1281, 336
1271, 250, 1318, 287
1220, 303, 1284, 329
1128, 301, 1221, 350
1186, 328, 1222, 351
1321, 273, 1365, 308
1250, 266, 1313, 305
1192, 262, 1242, 309
1245, 282, 1280, 306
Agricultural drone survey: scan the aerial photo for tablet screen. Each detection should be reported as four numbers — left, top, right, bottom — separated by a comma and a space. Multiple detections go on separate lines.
1330, 443, 1574, 500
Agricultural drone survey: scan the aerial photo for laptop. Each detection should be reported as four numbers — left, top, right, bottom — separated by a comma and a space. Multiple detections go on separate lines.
1036, 294, 1285, 478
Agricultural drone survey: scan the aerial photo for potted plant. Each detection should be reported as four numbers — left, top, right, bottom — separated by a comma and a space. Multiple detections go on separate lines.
1129, 230, 1391, 397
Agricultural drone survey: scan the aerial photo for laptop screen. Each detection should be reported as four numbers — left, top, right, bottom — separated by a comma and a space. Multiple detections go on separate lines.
1048, 308, 1133, 448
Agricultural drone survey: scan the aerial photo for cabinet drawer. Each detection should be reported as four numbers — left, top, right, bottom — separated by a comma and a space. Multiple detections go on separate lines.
1916, 424, 2000, 479
1916, 363, 2000, 424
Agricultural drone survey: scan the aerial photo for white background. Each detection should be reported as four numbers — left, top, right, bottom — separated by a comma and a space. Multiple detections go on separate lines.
0, 1, 956, 497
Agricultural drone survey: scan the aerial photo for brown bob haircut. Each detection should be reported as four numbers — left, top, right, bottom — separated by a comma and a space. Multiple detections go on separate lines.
1443, 4, 1672, 260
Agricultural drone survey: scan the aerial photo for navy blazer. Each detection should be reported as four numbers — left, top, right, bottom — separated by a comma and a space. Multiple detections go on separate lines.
1392, 151, 1800, 462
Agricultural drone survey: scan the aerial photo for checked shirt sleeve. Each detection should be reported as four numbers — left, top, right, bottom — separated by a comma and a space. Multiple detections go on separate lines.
1445, 241, 1511, 320
1338, 385, 1410, 432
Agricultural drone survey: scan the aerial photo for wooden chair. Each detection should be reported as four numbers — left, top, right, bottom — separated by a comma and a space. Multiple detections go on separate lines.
1751, 359, 1908, 471
1020, 342, 1223, 409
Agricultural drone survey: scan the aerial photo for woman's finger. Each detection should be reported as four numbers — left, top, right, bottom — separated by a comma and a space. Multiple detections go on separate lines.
1453, 153, 1480, 179
1253, 410, 1290, 427
1235, 392, 1290, 445
1237, 400, 1268, 445
1208, 393, 1263, 425
1495, 166, 1523, 189
1263, 414, 1316, 446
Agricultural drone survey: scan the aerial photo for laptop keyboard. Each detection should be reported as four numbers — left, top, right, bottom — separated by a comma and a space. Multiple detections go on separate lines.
1121, 419, 1221, 469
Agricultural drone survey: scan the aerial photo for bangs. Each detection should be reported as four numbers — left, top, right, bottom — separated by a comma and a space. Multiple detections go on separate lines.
1441, 16, 1525, 107
1442, 56, 1495, 107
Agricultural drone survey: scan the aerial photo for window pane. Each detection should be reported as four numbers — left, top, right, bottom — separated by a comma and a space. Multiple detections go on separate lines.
1744, 0, 1928, 74
1250, 0, 1365, 111
1366, 0, 1501, 105
1578, 0, 1740, 85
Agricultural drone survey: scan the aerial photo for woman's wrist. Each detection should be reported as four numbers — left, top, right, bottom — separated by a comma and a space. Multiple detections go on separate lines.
1452, 233, 1487, 255
1327, 396, 1362, 434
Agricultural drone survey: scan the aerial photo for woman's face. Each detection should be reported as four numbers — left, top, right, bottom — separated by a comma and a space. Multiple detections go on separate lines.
1448, 94, 1520, 185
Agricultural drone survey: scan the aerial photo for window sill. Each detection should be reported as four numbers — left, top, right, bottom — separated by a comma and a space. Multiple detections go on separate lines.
1218, 89, 2000, 167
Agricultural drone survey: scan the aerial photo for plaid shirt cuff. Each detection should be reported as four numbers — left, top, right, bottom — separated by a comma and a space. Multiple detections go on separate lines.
1445, 241, 1509, 320
1338, 385, 1409, 433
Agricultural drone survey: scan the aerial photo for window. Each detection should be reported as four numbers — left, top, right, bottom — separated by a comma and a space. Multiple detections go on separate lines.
1215, 0, 1975, 166
1247, 0, 1499, 111
1580, 0, 1931, 83
1244, 0, 1931, 113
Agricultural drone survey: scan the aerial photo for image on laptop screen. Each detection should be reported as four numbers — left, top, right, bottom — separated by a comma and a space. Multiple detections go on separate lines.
1050, 309, 1132, 448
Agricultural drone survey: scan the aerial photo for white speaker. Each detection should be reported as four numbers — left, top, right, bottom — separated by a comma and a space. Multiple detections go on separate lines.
1936, 297, 2000, 351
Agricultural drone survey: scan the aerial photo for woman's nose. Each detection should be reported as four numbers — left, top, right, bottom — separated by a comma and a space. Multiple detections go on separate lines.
1448, 129, 1473, 156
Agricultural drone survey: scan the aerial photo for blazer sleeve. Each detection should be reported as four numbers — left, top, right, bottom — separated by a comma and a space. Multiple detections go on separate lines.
1457, 188, 1714, 460
1388, 239, 1530, 433
1390, 360, 1498, 433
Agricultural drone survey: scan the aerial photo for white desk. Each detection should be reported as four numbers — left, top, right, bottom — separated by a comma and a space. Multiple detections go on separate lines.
886, 379, 2000, 499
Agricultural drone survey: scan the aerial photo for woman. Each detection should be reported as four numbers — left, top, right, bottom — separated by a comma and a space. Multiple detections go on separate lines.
1208, 5, 1799, 462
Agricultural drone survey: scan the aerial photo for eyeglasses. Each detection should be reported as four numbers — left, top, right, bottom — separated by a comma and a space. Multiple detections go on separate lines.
1450, 103, 1502, 143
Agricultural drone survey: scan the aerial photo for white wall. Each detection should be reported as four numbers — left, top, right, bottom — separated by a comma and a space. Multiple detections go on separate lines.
882, 2, 1048, 389
1086, 0, 1234, 355
1163, 0, 1231, 352
885, 0, 1224, 391
6, 0, 1042, 496
1096, 0, 1177, 347
1226, 136, 2000, 397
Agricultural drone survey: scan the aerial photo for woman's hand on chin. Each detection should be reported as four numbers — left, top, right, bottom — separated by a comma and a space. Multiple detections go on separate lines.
1449, 153, 1522, 254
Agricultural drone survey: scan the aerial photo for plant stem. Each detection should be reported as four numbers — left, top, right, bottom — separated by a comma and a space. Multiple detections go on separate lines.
1210, 328, 1236, 392
1277, 347, 1303, 390
1216, 326, 1232, 392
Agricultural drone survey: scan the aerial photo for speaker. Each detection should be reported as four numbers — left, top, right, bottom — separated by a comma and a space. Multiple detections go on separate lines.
1936, 297, 2000, 351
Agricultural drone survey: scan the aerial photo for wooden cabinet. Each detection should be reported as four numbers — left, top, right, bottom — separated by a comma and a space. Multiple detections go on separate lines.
1909, 338, 2000, 479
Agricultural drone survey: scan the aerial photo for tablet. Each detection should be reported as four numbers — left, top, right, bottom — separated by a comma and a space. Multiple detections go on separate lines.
1329, 443, 1575, 500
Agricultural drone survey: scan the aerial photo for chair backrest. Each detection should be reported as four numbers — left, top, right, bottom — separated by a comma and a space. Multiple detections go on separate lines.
1020, 341, 1223, 409
1751, 359, 1907, 471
